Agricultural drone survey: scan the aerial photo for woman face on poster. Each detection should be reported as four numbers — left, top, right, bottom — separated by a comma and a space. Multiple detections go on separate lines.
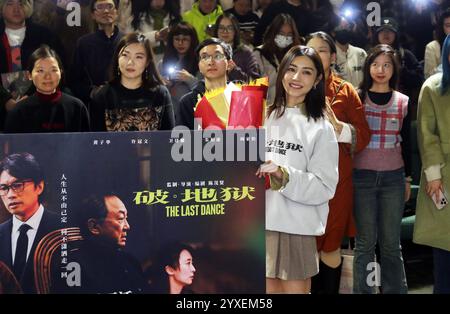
166, 249, 196, 288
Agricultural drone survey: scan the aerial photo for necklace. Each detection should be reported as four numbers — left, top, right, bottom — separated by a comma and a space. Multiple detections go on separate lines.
286, 102, 304, 108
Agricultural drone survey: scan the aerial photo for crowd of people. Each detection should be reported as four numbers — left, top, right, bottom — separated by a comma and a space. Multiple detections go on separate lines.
1, 0, 450, 294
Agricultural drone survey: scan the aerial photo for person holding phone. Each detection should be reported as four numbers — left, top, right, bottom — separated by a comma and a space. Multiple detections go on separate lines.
160, 22, 199, 120
414, 35, 450, 294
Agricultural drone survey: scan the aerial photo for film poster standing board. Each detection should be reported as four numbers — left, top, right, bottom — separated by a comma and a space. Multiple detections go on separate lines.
0, 130, 265, 294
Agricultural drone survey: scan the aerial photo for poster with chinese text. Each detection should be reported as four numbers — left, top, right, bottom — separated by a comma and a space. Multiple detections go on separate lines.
0, 130, 265, 294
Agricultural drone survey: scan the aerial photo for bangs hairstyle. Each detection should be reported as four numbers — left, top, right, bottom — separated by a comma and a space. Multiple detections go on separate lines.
110, 32, 164, 89
0, 152, 45, 202
358, 44, 400, 100
27, 44, 65, 87
0, 0, 33, 18
269, 45, 326, 121
441, 35, 450, 95
162, 21, 199, 75
213, 13, 241, 49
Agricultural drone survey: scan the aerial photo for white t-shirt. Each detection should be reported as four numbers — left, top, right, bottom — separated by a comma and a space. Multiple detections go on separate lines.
5, 27, 26, 47
336, 44, 367, 89
5, 27, 26, 71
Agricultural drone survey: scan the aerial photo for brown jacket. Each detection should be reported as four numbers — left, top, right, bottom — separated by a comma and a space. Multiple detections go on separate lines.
317, 72, 371, 252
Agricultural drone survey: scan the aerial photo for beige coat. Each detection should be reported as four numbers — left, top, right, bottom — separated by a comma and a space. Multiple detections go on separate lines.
424, 40, 441, 79
414, 73, 450, 251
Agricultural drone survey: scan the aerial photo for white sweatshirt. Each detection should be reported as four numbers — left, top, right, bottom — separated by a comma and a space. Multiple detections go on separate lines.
265, 107, 339, 236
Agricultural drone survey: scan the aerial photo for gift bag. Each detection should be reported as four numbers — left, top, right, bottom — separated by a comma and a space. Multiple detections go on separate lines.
228, 90, 264, 128
194, 95, 226, 129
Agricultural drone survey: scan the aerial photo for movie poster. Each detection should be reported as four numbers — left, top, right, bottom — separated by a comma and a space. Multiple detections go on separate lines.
0, 130, 265, 294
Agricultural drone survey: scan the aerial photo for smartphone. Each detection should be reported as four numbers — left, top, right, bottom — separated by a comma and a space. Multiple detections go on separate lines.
167, 66, 178, 80
433, 189, 448, 210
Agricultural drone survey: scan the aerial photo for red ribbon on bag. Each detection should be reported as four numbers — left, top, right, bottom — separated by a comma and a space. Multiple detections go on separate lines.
264, 174, 271, 190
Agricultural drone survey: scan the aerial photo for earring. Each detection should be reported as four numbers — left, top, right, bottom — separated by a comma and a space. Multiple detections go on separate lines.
117, 68, 121, 76
145, 69, 149, 80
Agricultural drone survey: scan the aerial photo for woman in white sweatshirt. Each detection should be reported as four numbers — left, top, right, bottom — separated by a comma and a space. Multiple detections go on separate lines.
256, 45, 339, 294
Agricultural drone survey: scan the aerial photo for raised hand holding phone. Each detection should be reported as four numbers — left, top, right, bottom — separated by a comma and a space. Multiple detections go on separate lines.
433, 189, 448, 210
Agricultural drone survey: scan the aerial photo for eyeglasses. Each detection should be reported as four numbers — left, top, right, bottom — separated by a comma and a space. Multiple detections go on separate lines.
199, 53, 226, 63
94, 2, 115, 12
173, 36, 191, 43
218, 25, 235, 33
370, 62, 392, 69
0, 180, 34, 196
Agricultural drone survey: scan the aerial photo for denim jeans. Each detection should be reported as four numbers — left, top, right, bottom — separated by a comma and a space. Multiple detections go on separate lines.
433, 248, 450, 294
352, 168, 408, 294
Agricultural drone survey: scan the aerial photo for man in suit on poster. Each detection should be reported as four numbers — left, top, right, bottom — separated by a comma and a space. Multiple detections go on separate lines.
56, 192, 148, 294
0, 152, 59, 294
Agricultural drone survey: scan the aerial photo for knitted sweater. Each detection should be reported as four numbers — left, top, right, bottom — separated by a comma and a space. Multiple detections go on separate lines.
354, 91, 409, 173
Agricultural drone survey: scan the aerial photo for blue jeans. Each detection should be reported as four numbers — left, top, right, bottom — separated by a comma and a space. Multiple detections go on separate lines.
433, 248, 450, 294
352, 168, 408, 294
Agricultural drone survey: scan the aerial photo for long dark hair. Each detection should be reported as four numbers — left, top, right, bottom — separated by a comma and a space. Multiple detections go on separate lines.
268, 45, 326, 121
260, 14, 302, 67
358, 44, 400, 100
213, 13, 241, 49
162, 22, 199, 76
110, 33, 164, 89
130, 0, 181, 30
436, 9, 450, 47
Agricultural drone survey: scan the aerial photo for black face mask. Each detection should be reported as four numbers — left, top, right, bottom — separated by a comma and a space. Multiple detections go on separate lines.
334, 30, 353, 45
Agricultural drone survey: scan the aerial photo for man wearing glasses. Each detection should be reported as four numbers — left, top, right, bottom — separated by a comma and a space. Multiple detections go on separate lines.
70, 0, 122, 108
0, 152, 59, 293
177, 37, 239, 129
